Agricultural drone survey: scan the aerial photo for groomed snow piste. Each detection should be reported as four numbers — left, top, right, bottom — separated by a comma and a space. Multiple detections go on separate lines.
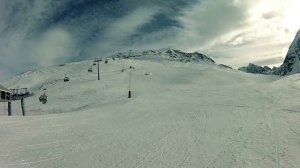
0, 57, 300, 168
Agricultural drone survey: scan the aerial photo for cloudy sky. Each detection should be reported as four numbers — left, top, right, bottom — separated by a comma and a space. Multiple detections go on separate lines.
0, 0, 299, 80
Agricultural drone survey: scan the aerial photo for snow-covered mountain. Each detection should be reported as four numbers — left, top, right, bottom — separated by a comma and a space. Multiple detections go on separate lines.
110, 49, 234, 69
239, 30, 300, 76
0, 50, 219, 116
110, 49, 215, 63
275, 30, 300, 75
238, 63, 277, 75
1, 51, 300, 168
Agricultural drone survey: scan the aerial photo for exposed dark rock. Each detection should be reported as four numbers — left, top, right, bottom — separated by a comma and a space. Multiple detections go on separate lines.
238, 63, 274, 75
239, 29, 300, 76
218, 64, 233, 69
111, 49, 216, 64
275, 30, 300, 75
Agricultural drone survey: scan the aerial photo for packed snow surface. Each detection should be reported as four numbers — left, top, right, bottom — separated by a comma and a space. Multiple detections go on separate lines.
1, 58, 300, 168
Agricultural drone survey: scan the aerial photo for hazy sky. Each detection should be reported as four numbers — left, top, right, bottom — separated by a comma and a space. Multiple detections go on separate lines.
0, 0, 299, 80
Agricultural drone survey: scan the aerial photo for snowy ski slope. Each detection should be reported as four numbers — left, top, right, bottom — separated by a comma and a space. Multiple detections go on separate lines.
0, 58, 300, 168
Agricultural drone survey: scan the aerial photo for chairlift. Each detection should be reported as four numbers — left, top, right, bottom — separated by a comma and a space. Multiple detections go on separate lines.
64, 74, 70, 82
145, 72, 152, 76
39, 89, 47, 104
94, 58, 102, 65
10, 88, 31, 101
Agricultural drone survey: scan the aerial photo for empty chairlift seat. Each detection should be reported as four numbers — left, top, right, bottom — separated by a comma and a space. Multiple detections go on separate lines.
64, 74, 70, 82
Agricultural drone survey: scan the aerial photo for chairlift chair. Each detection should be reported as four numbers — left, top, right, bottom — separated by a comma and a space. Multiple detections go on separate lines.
64, 74, 70, 82
88, 66, 93, 72
39, 89, 47, 104
39, 94, 47, 104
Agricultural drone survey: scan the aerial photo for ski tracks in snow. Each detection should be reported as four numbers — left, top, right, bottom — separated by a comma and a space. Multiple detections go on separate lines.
264, 108, 280, 168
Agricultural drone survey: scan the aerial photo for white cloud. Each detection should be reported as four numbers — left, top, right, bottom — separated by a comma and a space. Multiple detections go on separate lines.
106, 7, 160, 40
176, 0, 253, 51
0, 26, 74, 80
0, 1, 70, 79
175, 0, 299, 68
1, 0, 299, 79
30, 28, 75, 67
91, 7, 161, 56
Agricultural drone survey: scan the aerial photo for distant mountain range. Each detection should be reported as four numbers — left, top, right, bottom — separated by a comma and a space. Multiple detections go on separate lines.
107, 49, 233, 69
108, 49, 216, 63
239, 29, 300, 76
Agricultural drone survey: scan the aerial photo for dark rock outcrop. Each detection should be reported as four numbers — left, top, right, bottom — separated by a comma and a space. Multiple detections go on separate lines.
274, 30, 300, 75
238, 63, 274, 75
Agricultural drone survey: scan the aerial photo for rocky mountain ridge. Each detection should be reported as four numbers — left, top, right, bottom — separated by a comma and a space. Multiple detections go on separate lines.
109, 49, 216, 64
240, 30, 300, 76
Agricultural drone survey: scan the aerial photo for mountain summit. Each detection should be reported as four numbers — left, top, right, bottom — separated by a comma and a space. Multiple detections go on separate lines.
239, 30, 300, 76
110, 49, 215, 64
276, 30, 300, 75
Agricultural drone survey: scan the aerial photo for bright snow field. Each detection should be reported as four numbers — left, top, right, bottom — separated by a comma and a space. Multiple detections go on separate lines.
0, 59, 300, 168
